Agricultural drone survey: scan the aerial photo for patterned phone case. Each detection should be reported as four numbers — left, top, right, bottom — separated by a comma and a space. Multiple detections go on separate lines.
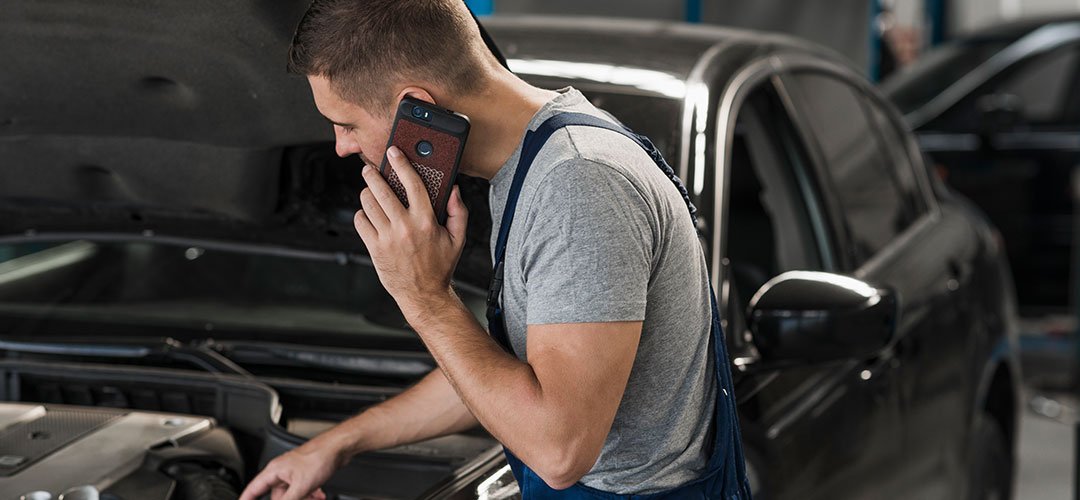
379, 99, 470, 225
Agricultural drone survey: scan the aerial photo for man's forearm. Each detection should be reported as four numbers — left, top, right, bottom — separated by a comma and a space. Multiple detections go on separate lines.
316, 367, 479, 463
401, 289, 585, 479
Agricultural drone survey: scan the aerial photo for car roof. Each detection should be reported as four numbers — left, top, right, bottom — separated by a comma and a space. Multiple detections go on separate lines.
483, 16, 851, 97
963, 15, 1080, 41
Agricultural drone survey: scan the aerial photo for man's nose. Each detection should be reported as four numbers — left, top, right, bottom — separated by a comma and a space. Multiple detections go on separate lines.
334, 128, 362, 158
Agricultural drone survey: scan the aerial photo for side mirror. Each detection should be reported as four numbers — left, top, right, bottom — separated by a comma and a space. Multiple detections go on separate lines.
748, 271, 898, 363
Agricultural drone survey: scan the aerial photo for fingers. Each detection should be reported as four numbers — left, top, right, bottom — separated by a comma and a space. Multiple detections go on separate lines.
359, 187, 390, 233
385, 146, 436, 219
362, 164, 408, 220
354, 209, 377, 244
445, 186, 469, 249
240, 469, 284, 500
279, 482, 323, 500
280, 486, 307, 500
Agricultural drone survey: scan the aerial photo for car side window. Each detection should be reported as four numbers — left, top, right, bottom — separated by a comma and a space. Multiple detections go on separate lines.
938, 44, 1080, 129
725, 83, 829, 318
786, 71, 917, 267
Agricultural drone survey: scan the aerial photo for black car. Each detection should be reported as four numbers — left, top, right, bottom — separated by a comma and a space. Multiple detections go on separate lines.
881, 17, 1080, 317
0, 3, 1020, 500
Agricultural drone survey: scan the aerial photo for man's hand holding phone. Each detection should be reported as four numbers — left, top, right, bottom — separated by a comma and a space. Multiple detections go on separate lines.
356, 146, 470, 317
379, 98, 470, 225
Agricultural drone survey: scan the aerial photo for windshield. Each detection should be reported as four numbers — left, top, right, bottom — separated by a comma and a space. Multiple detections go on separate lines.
0, 240, 487, 341
881, 38, 1012, 115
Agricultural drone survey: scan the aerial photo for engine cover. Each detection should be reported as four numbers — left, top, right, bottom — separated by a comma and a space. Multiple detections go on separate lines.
0, 403, 235, 499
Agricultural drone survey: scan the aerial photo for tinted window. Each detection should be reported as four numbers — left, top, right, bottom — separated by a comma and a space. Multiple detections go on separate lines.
790, 72, 915, 266
991, 45, 1080, 124
882, 39, 1011, 115
936, 44, 1080, 129
865, 99, 929, 216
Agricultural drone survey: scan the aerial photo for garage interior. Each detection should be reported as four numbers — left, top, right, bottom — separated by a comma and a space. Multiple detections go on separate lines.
1, 0, 1078, 499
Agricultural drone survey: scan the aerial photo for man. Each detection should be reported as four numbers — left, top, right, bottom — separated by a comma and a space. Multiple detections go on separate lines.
241, 1, 749, 499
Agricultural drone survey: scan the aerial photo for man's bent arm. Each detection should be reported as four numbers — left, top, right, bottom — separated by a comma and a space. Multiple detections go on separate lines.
357, 138, 643, 491
404, 289, 641, 490
326, 367, 478, 459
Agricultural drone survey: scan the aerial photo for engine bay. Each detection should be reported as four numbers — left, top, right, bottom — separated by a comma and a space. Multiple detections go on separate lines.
0, 401, 240, 499
0, 359, 504, 500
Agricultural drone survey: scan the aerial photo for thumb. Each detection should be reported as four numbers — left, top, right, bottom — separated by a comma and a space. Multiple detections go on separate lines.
445, 186, 469, 247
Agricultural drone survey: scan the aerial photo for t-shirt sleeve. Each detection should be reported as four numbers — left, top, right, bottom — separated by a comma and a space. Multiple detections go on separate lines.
520, 158, 655, 325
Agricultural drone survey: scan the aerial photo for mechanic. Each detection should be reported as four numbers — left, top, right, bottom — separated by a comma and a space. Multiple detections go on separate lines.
240, 1, 752, 499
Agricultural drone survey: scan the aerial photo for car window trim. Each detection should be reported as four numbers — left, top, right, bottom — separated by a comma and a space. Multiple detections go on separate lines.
713, 56, 844, 355
735, 87, 829, 273
758, 78, 837, 273
770, 70, 855, 271
713, 57, 780, 290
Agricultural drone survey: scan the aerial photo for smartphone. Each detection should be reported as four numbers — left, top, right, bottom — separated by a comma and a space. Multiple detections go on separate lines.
378, 97, 470, 225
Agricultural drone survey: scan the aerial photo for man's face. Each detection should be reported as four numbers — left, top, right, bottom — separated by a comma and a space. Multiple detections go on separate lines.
307, 75, 392, 165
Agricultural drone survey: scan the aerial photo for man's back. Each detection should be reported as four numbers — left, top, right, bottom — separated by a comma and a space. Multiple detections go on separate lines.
489, 88, 716, 494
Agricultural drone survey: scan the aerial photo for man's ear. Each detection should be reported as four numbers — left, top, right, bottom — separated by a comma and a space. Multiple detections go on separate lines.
396, 87, 436, 106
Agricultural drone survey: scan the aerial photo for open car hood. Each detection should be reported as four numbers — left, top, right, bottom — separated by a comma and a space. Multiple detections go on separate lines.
0, 0, 503, 283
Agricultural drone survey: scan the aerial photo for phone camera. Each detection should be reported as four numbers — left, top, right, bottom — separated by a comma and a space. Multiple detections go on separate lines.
416, 140, 434, 157
411, 106, 433, 121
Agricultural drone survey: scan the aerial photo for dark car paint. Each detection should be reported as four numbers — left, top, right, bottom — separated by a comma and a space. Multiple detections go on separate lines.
0, 4, 1021, 498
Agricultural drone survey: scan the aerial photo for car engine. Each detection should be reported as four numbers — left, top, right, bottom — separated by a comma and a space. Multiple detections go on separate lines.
0, 403, 242, 500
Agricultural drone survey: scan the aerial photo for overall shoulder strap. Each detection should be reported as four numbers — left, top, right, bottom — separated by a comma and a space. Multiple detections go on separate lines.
493, 113, 636, 262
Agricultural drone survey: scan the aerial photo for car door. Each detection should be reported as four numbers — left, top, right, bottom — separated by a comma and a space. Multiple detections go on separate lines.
780, 61, 976, 498
919, 40, 1080, 315
717, 70, 904, 500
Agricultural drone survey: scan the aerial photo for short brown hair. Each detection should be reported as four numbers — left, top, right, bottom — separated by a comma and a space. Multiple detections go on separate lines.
287, 0, 492, 112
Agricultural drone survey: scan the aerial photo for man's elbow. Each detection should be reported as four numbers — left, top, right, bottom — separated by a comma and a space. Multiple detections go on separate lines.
530, 443, 600, 490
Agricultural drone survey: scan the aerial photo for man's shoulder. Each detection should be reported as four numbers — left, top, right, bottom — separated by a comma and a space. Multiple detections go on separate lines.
524, 151, 647, 209
529, 118, 655, 191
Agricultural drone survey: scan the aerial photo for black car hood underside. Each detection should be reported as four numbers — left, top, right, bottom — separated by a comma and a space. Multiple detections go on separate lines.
0, 1, 496, 282
3, 1, 328, 147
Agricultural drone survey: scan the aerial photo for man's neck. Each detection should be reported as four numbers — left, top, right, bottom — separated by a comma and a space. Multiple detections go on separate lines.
449, 74, 560, 181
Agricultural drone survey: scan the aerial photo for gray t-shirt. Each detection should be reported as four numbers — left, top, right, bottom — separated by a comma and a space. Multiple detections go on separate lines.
488, 88, 716, 494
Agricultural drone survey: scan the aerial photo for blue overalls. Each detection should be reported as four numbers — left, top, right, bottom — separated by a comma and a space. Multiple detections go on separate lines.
485, 112, 753, 499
